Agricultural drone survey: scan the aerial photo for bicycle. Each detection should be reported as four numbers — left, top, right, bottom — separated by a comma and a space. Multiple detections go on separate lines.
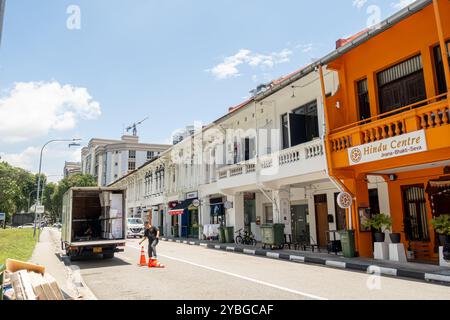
235, 228, 257, 246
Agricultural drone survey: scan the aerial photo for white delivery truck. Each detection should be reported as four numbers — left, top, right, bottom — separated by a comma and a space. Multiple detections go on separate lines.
61, 187, 127, 260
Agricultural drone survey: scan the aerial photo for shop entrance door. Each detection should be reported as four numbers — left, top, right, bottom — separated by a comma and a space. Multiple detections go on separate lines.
181, 210, 189, 238
159, 210, 164, 236
369, 189, 381, 246
291, 205, 309, 244
244, 193, 256, 233
402, 185, 431, 261
314, 194, 329, 248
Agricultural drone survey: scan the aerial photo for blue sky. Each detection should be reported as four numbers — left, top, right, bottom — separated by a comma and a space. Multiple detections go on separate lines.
0, 0, 412, 181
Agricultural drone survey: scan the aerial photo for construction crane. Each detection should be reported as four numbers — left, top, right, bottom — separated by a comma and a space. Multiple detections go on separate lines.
126, 116, 149, 136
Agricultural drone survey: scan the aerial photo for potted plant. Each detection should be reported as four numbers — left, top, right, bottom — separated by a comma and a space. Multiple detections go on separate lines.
389, 231, 401, 244
362, 213, 392, 242
430, 215, 450, 246
191, 223, 199, 238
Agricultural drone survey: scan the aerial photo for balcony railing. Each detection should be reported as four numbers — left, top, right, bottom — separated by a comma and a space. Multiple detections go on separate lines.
217, 140, 324, 180
329, 94, 449, 152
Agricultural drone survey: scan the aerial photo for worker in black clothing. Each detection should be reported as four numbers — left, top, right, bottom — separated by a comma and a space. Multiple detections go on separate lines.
139, 222, 160, 259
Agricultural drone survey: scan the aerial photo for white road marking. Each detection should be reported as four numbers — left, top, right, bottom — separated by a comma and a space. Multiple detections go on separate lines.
266, 252, 279, 259
243, 249, 255, 255
127, 244, 327, 300
425, 273, 450, 283
290, 255, 305, 262
325, 261, 346, 269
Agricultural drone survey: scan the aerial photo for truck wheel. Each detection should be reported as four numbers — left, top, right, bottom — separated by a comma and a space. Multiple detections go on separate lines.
103, 253, 114, 259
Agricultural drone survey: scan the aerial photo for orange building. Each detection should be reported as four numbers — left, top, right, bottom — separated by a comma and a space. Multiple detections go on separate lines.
321, 0, 450, 262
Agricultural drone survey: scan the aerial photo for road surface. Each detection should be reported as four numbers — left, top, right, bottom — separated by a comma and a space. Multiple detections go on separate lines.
58, 231, 450, 300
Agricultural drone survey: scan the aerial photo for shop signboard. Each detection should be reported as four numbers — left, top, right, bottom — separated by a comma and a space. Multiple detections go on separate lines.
186, 191, 198, 200
224, 201, 233, 209
337, 192, 353, 209
348, 130, 427, 166
192, 199, 200, 207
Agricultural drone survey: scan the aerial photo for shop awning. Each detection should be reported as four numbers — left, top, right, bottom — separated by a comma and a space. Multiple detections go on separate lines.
426, 177, 450, 195
168, 199, 193, 215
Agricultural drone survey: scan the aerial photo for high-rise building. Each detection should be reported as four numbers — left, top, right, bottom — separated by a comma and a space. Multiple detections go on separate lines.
81, 135, 171, 186
172, 125, 195, 145
63, 162, 81, 178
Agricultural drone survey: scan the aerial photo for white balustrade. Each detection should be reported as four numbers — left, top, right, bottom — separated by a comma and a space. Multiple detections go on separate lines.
215, 141, 324, 181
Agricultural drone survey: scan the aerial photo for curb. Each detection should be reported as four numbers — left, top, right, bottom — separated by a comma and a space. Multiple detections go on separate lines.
161, 237, 450, 286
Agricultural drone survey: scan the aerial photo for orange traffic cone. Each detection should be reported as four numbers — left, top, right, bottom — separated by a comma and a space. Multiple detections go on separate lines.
148, 258, 165, 268
138, 246, 147, 266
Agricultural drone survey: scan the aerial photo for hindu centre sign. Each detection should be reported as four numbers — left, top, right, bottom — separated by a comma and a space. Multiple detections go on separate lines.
348, 130, 428, 166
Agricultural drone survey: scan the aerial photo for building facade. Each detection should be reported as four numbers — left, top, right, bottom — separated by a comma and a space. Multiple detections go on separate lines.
324, 0, 450, 261
111, 0, 449, 264
63, 161, 81, 178
81, 135, 171, 186
111, 66, 390, 248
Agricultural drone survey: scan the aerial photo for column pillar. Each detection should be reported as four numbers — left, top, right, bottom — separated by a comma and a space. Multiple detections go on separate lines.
226, 194, 244, 232
200, 197, 210, 239
273, 188, 291, 235
344, 176, 372, 257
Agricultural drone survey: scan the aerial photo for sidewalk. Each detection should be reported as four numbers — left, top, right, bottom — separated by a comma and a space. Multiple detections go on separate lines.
29, 228, 96, 300
160, 236, 450, 286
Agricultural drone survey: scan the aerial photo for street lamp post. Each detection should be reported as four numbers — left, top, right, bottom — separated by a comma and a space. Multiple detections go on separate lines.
34, 139, 81, 239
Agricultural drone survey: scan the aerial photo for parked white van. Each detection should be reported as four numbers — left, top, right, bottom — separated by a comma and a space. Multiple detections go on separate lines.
127, 218, 145, 238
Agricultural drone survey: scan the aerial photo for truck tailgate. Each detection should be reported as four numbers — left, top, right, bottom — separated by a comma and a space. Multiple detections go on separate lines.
67, 240, 126, 247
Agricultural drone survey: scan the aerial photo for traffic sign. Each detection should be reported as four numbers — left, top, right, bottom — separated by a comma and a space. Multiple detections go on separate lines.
36, 206, 45, 214
0, 213, 5, 221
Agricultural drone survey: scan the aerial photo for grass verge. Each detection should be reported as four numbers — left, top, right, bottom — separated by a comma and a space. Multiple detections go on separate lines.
0, 229, 36, 265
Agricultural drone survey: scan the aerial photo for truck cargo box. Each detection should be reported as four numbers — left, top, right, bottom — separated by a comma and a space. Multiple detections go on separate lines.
61, 187, 127, 260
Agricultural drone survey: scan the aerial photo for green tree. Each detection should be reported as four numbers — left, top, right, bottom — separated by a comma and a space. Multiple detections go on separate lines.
0, 162, 37, 222
51, 173, 97, 221
42, 182, 57, 222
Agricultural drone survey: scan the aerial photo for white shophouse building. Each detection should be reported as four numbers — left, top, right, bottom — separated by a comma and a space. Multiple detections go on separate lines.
112, 66, 390, 247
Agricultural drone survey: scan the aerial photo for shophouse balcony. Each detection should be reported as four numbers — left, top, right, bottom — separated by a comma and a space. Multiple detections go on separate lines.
328, 94, 450, 169
216, 140, 326, 192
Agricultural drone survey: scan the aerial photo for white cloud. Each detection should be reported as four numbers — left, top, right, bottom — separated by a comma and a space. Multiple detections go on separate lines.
0, 145, 81, 177
296, 43, 314, 53
0, 146, 40, 171
391, 0, 415, 10
0, 81, 101, 143
208, 48, 293, 80
353, 0, 368, 9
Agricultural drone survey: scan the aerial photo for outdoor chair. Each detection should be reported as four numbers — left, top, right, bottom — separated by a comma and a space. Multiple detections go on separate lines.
283, 234, 295, 250
296, 232, 320, 252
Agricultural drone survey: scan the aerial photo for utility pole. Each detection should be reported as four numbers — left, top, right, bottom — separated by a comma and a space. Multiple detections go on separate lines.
34, 139, 81, 239
0, 0, 6, 47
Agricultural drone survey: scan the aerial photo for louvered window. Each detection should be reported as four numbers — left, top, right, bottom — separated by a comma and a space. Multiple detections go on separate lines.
377, 55, 423, 86
377, 55, 426, 114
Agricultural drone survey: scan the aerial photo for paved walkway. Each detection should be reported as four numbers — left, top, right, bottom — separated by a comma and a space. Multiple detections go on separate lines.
29, 228, 96, 300
160, 236, 450, 285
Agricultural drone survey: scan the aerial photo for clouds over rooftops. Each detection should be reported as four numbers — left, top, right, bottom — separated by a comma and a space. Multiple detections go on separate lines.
0, 81, 101, 143
207, 48, 293, 80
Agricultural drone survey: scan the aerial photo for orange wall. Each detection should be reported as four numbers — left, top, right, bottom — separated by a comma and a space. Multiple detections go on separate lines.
326, 1, 450, 131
